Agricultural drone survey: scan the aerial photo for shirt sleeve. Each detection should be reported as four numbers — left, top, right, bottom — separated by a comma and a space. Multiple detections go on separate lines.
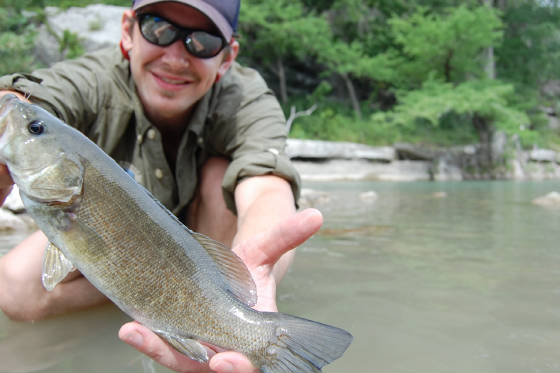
208, 64, 301, 214
0, 58, 101, 133
0, 47, 134, 153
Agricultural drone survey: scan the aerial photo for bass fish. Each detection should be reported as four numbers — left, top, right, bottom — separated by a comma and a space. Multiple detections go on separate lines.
0, 94, 352, 372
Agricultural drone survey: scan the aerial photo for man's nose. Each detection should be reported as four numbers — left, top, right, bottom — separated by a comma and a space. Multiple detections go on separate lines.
161, 40, 191, 68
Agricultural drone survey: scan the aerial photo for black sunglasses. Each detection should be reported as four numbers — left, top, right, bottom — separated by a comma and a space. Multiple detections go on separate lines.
137, 13, 226, 59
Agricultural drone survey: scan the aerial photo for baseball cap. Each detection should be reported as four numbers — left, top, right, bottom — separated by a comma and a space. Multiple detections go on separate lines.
132, 0, 240, 41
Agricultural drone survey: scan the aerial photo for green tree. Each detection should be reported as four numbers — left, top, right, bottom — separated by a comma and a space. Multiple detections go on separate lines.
384, 4, 503, 87
239, 0, 331, 104
496, 1, 560, 90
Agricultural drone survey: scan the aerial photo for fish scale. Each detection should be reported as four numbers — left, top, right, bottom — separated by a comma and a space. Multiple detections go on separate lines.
0, 94, 352, 372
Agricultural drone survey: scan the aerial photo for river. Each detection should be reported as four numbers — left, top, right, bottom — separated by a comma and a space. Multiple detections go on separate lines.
1, 180, 560, 372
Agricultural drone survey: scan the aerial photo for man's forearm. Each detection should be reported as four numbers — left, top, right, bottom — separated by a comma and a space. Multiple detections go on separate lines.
233, 175, 297, 282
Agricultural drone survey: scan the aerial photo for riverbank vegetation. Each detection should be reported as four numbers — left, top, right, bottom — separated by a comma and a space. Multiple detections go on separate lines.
1, 0, 560, 151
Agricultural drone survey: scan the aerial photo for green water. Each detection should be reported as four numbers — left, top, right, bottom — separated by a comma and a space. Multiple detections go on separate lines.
1, 180, 560, 372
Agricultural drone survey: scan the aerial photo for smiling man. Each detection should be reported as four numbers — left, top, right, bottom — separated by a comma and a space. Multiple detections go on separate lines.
0, 1, 323, 372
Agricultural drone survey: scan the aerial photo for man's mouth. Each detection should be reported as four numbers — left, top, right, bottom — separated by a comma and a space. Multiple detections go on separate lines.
153, 72, 192, 86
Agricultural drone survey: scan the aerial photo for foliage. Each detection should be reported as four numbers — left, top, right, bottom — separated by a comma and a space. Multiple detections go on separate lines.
1, 0, 559, 151
58, 29, 85, 60
376, 4, 503, 88
496, 1, 560, 90
0, 5, 41, 75
370, 80, 537, 143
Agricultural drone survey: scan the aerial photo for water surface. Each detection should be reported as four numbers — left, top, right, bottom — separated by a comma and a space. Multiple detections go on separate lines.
1, 180, 560, 372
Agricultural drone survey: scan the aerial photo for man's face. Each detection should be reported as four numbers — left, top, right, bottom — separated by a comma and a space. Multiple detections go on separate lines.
121, 2, 236, 127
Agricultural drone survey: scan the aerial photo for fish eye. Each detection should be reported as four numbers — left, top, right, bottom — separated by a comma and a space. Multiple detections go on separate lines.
28, 120, 45, 135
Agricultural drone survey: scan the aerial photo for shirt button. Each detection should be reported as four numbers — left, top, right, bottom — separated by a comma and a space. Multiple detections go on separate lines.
147, 129, 157, 140
136, 134, 143, 144
154, 168, 164, 179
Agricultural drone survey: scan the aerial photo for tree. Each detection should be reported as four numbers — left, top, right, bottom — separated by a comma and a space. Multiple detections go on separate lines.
239, 0, 331, 104
384, 4, 503, 87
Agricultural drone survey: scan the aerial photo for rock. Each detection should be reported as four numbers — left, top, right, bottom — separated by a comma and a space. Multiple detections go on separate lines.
529, 149, 557, 163
432, 192, 447, 198
491, 131, 508, 164
432, 156, 463, 181
286, 139, 395, 162
0, 209, 28, 231
532, 192, 560, 206
292, 159, 431, 182
394, 143, 442, 161
3, 186, 24, 213
34, 5, 126, 65
511, 159, 526, 180
299, 188, 331, 209
359, 191, 378, 203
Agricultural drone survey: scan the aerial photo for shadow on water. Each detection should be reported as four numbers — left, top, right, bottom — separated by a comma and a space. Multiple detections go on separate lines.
2, 180, 560, 372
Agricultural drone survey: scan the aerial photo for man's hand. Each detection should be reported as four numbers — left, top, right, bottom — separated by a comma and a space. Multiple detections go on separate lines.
118, 208, 323, 372
0, 164, 14, 205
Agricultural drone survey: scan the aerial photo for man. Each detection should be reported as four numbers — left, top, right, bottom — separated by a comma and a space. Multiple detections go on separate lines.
0, 1, 324, 372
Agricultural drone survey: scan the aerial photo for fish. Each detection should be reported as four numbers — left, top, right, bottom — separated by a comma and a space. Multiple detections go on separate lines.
0, 94, 352, 372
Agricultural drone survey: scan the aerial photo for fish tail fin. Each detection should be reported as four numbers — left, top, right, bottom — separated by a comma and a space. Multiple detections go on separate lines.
260, 312, 353, 373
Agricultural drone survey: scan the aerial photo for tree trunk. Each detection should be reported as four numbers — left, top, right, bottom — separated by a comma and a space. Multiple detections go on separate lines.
276, 57, 288, 105
341, 73, 362, 120
483, 46, 496, 79
472, 114, 494, 170
482, 0, 496, 79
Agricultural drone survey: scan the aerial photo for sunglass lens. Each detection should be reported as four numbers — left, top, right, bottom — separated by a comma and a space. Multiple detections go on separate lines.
140, 15, 177, 45
186, 32, 224, 58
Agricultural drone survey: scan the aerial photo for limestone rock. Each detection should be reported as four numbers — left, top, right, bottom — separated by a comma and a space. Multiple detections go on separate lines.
532, 192, 560, 207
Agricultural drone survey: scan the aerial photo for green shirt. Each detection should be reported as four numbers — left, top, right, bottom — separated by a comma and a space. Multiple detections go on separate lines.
0, 47, 300, 217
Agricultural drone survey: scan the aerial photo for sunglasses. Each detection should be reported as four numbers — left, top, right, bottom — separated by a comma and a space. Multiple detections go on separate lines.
137, 13, 226, 59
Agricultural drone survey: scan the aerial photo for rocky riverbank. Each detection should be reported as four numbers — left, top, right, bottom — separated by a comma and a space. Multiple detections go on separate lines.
287, 139, 560, 182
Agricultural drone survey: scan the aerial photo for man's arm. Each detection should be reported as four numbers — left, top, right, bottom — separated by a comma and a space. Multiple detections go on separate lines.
232, 174, 297, 311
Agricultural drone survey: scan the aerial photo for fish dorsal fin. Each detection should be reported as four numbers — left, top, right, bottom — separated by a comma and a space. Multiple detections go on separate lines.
191, 232, 257, 307
41, 242, 75, 291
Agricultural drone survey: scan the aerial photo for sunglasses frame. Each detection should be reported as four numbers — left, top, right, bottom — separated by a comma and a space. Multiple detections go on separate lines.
136, 13, 227, 59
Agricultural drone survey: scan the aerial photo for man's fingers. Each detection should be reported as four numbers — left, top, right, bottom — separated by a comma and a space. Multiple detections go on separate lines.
240, 208, 323, 268
118, 322, 215, 373
210, 351, 260, 373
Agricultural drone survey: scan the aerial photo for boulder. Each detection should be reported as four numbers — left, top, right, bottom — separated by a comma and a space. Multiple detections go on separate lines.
359, 191, 378, 203
286, 139, 395, 162
394, 143, 443, 161
0, 209, 28, 231
292, 159, 431, 182
3, 186, 24, 213
529, 149, 557, 163
34, 5, 126, 65
532, 192, 560, 207
299, 188, 331, 209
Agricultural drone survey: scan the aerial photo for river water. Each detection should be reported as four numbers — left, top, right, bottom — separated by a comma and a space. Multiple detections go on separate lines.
1, 180, 560, 372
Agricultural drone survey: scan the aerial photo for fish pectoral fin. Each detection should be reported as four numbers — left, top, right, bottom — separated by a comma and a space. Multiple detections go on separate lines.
41, 242, 75, 291
191, 232, 257, 307
157, 331, 209, 363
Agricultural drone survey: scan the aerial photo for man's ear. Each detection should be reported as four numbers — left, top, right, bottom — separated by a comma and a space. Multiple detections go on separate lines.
216, 39, 240, 82
121, 10, 135, 52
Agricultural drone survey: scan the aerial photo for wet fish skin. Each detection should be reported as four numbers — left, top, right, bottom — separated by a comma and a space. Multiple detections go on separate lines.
0, 94, 352, 372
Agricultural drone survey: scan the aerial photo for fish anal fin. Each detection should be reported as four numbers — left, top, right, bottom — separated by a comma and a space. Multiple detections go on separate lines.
41, 242, 75, 291
157, 331, 209, 363
192, 232, 257, 307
